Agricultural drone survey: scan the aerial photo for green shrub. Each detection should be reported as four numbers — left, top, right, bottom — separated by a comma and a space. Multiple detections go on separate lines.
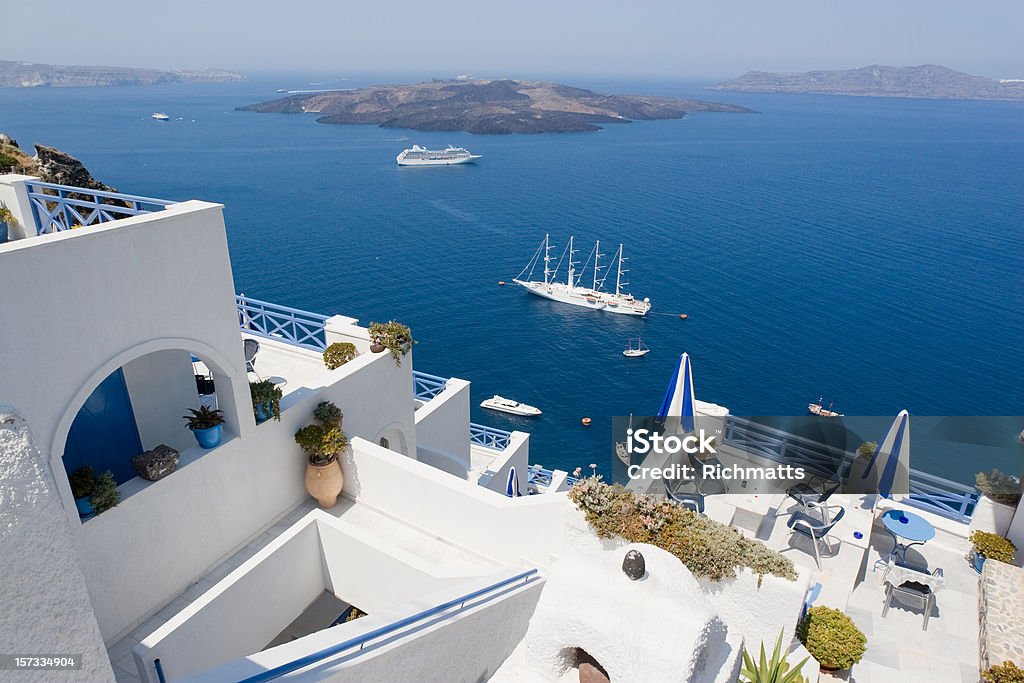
0, 153, 20, 173
313, 401, 343, 428
984, 661, 1024, 683
741, 629, 809, 683
295, 401, 348, 466
90, 470, 121, 514
69, 466, 96, 499
971, 530, 1016, 564
568, 477, 796, 582
368, 321, 415, 365
855, 441, 877, 459
796, 606, 866, 671
976, 469, 1022, 506
323, 342, 357, 370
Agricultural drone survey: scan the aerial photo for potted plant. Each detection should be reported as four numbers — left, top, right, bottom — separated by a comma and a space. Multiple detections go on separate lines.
323, 341, 357, 370
294, 401, 347, 508
368, 321, 415, 365
69, 466, 96, 518
183, 405, 226, 448
250, 379, 282, 423
970, 530, 1016, 573
89, 470, 121, 514
796, 605, 866, 675
856, 441, 877, 459
0, 202, 18, 243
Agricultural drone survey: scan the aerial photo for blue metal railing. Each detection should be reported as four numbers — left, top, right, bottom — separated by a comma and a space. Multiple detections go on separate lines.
412, 371, 449, 402
234, 569, 538, 683
722, 416, 980, 523
237, 295, 330, 352
469, 423, 512, 451
528, 466, 579, 490
26, 181, 174, 234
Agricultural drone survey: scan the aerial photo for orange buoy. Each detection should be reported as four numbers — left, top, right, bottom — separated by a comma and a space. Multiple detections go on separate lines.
498, 281, 506, 286
679, 313, 688, 320
581, 417, 592, 426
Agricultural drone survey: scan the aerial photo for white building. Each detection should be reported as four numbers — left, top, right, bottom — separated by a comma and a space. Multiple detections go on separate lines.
2, 173, 1018, 683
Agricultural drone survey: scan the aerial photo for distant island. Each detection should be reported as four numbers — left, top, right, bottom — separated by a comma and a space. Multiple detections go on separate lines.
0, 60, 244, 88
709, 64, 1024, 101
239, 78, 754, 134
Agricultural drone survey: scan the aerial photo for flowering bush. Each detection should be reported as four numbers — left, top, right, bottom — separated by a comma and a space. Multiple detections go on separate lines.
797, 606, 866, 671
984, 661, 1024, 683
971, 530, 1016, 564
568, 476, 796, 582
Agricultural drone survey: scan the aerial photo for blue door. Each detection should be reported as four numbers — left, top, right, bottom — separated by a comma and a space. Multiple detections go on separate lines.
63, 368, 143, 486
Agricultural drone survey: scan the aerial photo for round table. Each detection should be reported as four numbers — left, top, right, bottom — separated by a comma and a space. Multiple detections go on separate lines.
878, 508, 935, 567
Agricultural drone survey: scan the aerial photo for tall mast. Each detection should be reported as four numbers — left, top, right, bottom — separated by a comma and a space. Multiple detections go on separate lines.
567, 236, 575, 287
615, 244, 624, 296
593, 240, 600, 290
543, 233, 552, 285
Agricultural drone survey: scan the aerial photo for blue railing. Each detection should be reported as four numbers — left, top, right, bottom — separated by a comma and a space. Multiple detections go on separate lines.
722, 416, 980, 523
529, 465, 554, 488
412, 371, 449, 402
470, 423, 512, 451
26, 181, 174, 234
237, 295, 330, 352
232, 569, 538, 683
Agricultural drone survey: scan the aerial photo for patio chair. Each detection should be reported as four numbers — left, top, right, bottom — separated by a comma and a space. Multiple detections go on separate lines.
687, 451, 729, 495
786, 504, 846, 569
881, 561, 944, 631
786, 480, 840, 518
662, 476, 705, 514
243, 338, 260, 376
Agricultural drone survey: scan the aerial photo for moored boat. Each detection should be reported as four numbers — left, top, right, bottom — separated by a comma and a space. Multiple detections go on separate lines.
808, 396, 843, 417
481, 395, 541, 416
623, 338, 650, 357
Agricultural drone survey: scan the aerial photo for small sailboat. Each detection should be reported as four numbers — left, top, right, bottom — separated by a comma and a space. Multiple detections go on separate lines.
623, 337, 650, 357
481, 395, 541, 416
808, 396, 843, 417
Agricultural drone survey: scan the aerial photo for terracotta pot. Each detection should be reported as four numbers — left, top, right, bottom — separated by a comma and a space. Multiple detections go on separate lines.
305, 459, 343, 508
370, 342, 386, 354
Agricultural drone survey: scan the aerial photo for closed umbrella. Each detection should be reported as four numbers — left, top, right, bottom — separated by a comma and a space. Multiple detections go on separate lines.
861, 410, 911, 499
506, 466, 520, 497
657, 353, 697, 435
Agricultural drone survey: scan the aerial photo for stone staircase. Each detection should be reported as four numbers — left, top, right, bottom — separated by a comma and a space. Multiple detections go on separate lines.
979, 559, 1024, 670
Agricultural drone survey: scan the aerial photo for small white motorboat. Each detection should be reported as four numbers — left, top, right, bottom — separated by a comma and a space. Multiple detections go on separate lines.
481, 395, 541, 416
623, 337, 650, 357
151, 112, 170, 121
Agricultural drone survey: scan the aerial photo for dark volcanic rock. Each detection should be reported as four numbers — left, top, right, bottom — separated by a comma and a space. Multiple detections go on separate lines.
33, 145, 118, 192
709, 64, 1024, 101
622, 549, 646, 580
239, 78, 754, 134
132, 444, 180, 481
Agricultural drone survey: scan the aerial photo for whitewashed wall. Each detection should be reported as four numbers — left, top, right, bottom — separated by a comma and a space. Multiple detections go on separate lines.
344, 438, 568, 568
414, 377, 472, 477
122, 349, 200, 453
0, 198, 254, 527
476, 432, 530, 496
0, 406, 113, 682
78, 347, 413, 643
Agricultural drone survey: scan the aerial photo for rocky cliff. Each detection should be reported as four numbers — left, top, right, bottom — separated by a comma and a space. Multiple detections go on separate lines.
0, 60, 243, 88
709, 64, 1024, 101
240, 78, 754, 134
1, 133, 116, 192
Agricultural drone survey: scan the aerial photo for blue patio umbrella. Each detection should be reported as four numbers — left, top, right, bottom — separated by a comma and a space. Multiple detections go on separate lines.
861, 410, 911, 498
506, 466, 520, 497
657, 353, 697, 433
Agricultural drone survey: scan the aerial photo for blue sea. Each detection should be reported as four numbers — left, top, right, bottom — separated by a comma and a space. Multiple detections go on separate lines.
2, 75, 1022, 485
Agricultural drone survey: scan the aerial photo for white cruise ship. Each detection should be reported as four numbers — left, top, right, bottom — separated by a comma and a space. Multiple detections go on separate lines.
396, 144, 481, 166
513, 234, 651, 316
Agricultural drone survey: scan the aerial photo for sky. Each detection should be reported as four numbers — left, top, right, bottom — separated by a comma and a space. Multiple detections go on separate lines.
4, 0, 1023, 81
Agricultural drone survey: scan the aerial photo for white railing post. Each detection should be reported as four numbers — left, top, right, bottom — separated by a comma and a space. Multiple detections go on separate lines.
0, 173, 40, 238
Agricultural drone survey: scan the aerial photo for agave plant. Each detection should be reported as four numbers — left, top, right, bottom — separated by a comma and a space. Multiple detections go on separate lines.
740, 629, 809, 683
182, 405, 226, 430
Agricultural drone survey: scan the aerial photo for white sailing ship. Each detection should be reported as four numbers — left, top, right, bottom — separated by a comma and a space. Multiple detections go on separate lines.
512, 235, 651, 316
480, 395, 541, 416
623, 338, 650, 357
396, 144, 481, 166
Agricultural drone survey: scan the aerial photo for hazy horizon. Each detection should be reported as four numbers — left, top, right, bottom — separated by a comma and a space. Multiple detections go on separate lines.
4, 0, 1023, 81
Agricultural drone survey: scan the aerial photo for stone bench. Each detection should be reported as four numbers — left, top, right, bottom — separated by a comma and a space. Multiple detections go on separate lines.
979, 559, 1024, 670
